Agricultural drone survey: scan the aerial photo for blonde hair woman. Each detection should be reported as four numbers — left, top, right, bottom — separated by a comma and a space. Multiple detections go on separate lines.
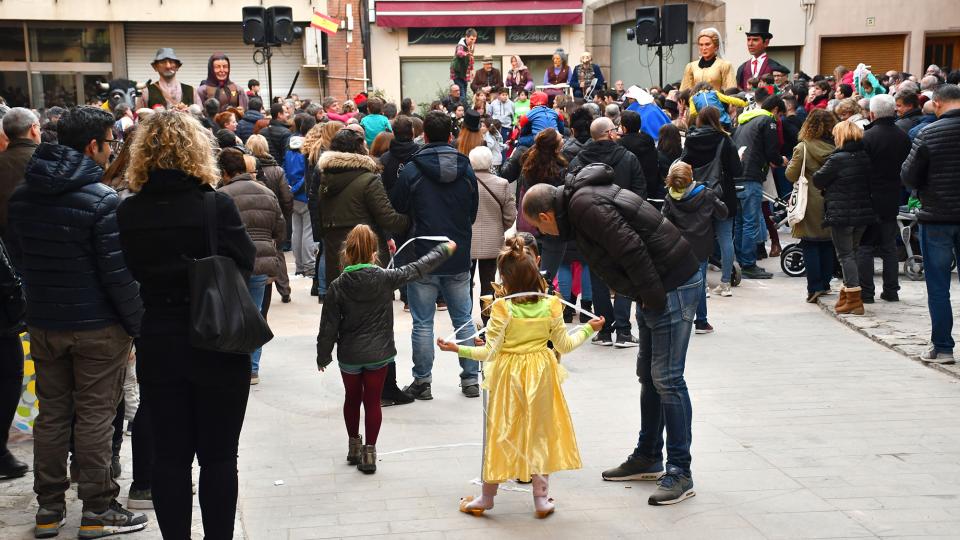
116, 110, 256, 539
680, 27, 737, 92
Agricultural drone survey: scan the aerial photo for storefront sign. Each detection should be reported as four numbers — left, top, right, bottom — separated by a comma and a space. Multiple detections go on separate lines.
408, 27, 495, 45
506, 26, 561, 43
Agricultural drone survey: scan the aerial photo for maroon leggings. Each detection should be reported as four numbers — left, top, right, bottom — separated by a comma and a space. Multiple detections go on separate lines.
340, 365, 388, 445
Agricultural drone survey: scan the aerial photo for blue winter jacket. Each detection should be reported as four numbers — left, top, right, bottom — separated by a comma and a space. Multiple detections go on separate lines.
283, 136, 307, 203
7, 143, 143, 336
517, 106, 565, 147
391, 143, 479, 275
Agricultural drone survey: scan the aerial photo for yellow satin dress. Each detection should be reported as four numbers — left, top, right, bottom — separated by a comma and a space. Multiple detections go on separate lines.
458, 296, 595, 483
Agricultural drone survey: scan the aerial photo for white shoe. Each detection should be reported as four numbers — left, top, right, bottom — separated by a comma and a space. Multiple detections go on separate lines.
920, 347, 956, 364
712, 283, 732, 297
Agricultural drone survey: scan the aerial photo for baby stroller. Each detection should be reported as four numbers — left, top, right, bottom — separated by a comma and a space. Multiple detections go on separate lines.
898, 207, 957, 280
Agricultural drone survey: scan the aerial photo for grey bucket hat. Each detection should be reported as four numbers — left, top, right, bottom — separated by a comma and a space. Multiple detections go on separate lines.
152, 48, 182, 65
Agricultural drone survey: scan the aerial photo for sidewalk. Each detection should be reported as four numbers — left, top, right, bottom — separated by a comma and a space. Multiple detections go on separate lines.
817, 267, 960, 378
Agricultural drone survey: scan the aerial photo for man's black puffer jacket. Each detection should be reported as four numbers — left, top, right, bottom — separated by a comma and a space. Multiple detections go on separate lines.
316, 244, 451, 368
568, 139, 646, 198
901, 109, 960, 224
556, 164, 699, 311
812, 139, 877, 228
7, 143, 143, 336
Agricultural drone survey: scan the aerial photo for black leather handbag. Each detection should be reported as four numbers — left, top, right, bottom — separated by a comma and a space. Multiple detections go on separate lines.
188, 192, 273, 354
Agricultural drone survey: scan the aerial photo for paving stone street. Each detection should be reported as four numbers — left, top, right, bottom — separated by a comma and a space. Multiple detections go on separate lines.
3, 253, 960, 539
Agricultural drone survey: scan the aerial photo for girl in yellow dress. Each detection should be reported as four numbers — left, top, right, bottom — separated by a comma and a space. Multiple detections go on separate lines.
438, 236, 604, 518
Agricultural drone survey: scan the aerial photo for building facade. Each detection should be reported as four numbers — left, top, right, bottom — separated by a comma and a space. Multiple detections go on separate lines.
0, 0, 354, 109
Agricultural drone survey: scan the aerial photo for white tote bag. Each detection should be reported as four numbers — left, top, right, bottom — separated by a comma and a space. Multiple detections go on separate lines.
786, 146, 808, 226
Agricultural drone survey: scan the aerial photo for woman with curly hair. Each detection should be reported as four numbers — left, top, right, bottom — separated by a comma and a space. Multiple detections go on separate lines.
116, 111, 256, 540
302, 121, 344, 299
786, 108, 838, 303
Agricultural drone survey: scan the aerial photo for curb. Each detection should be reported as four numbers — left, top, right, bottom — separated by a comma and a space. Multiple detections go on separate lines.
816, 297, 960, 380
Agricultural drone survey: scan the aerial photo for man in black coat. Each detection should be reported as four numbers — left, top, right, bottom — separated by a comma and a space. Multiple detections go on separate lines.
901, 84, 960, 364
859, 94, 911, 303
522, 166, 701, 506
618, 110, 659, 200
567, 116, 645, 346
7, 107, 148, 534
262, 102, 292, 164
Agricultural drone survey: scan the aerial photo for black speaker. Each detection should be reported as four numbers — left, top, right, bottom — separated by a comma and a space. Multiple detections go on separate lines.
635, 7, 660, 45
661, 4, 689, 45
242, 6, 266, 45
267, 6, 295, 45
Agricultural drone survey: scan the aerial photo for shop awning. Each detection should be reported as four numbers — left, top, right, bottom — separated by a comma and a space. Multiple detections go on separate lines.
374, 0, 583, 28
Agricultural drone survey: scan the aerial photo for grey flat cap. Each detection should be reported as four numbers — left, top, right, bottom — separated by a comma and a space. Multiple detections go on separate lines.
152, 48, 182, 65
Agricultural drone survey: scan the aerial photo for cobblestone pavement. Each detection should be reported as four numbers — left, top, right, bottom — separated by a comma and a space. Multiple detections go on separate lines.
3, 260, 960, 539
817, 260, 960, 378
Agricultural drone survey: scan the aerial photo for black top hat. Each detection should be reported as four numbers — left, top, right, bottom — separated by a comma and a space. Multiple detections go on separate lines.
463, 109, 482, 132
746, 19, 772, 40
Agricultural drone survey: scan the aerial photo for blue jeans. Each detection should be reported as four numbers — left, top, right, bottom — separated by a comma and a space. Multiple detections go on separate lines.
632, 271, 701, 476
247, 274, 268, 374
714, 217, 734, 283
315, 250, 327, 296
735, 181, 763, 268
800, 239, 836, 294
557, 263, 592, 302
590, 273, 633, 338
696, 261, 708, 324
408, 272, 479, 386
919, 224, 960, 354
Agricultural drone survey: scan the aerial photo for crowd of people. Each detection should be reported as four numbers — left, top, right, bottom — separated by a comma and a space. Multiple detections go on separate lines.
0, 18, 959, 537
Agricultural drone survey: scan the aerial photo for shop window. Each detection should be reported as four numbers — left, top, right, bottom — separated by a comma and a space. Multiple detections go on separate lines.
29, 27, 111, 63
0, 72, 29, 107
0, 24, 26, 62
401, 59, 456, 110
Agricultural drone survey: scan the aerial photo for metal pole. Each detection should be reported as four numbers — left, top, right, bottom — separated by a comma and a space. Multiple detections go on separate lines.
266, 45, 274, 103
657, 44, 664, 88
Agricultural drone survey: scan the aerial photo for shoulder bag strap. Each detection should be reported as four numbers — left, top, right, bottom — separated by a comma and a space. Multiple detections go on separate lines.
477, 177, 504, 211
202, 191, 218, 256
799, 144, 807, 180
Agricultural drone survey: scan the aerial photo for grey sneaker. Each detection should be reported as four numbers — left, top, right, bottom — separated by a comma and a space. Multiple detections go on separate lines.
461, 384, 480, 398
920, 346, 956, 364
402, 380, 433, 400
648, 466, 696, 506
126, 487, 153, 510
79, 500, 147, 538
34, 507, 65, 538
741, 265, 773, 279
591, 333, 614, 346
601, 455, 664, 481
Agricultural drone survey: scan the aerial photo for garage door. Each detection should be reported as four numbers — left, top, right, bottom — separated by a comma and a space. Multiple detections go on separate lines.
820, 35, 905, 76
125, 23, 321, 102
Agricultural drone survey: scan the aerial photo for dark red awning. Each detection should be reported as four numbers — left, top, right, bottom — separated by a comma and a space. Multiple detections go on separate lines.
375, 0, 583, 28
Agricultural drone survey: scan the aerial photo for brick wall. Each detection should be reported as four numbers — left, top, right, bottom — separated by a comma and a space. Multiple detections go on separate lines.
324, 0, 368, 101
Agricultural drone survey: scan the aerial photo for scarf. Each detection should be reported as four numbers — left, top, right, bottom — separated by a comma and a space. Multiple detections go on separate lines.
511, 56, 528, 85
578, 63, 595, 88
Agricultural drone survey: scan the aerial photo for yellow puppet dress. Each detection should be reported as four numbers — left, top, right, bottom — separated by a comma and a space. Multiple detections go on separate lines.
457, 295, 595, 483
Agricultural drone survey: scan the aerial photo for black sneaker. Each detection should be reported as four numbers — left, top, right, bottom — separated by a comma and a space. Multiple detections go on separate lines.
126, 487, 153, 510
34, 507, 65, 538
591, 333, 613, 346
862, 295, 875, 304
381, 385, 415, 407
79, 500, 147, 538
741, 265, 773, 279
402, 381, 433, 400
601, 455, 664, 481
648, 466, 696, 506
880, 291, 899, 302
694, 321, 714, 334
613, 334, 639, 348
461, 384, 480, 398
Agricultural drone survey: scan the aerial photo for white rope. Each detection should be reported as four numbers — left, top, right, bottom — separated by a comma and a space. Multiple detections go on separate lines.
441, 292, 600, 344
387, 235, 451, 269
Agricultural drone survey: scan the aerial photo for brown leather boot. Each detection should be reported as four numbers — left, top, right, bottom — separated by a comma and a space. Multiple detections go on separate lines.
839, 286, 865, 315
834, 288, 849, 313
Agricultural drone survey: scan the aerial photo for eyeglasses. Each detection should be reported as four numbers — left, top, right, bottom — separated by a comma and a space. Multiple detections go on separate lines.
106, 139, 122, 153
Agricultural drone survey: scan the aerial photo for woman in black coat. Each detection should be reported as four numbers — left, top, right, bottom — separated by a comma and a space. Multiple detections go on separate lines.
812, 120, 876, 315
117, 111, 256, 540
680, 106, 742, 297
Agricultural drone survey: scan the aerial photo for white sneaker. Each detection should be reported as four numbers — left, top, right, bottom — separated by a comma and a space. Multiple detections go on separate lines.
712, 283, 732, 297
920, 347, 956, 364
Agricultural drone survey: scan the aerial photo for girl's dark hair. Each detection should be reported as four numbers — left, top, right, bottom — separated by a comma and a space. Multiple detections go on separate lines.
521, 128, 566, 187
341, 224, 379, 268
497, 235, 544, 303
657, 124, 682, 159
329, 129, 368, 155
294, 113, 317, 136
695, 106, 727, 135
218, 147, 247, 177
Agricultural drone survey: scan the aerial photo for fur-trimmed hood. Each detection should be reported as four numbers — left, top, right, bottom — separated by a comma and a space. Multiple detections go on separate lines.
316, 151, 380, 173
